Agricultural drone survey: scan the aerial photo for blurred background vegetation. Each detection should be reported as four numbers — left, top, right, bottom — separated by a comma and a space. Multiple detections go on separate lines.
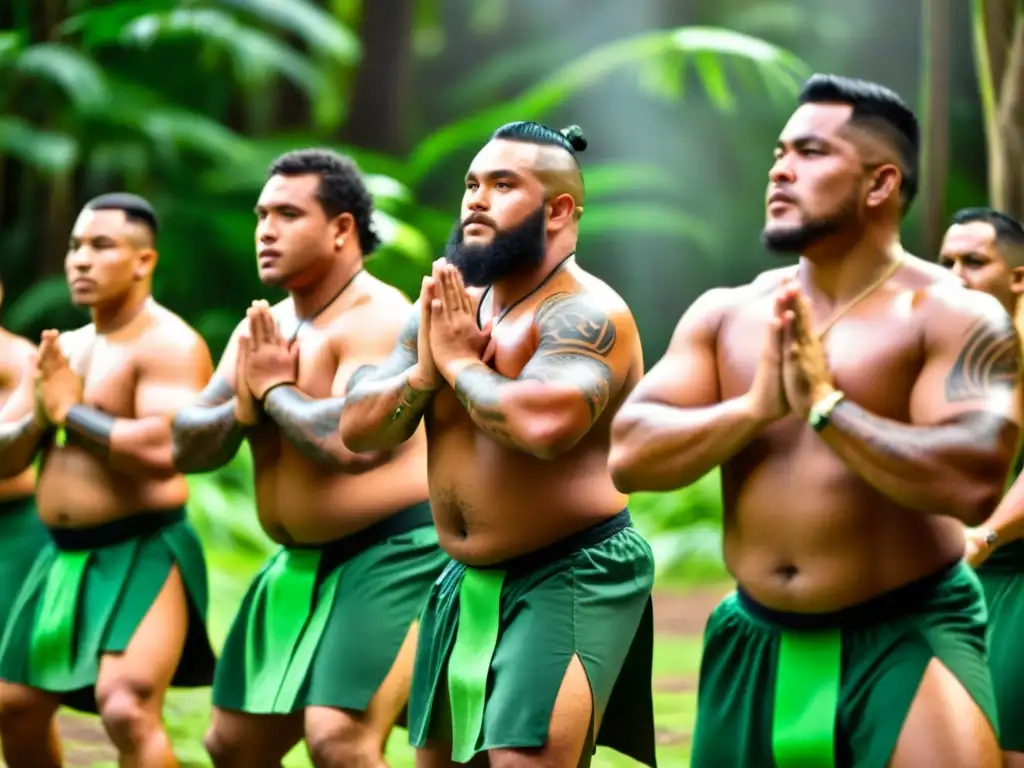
1, 0, 1021, 591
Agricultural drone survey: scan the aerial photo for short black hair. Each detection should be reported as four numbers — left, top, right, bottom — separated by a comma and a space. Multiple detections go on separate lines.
491, 122, 588, 161
268, 148, 381, 255
84, 192, 159, 238
798, 74, 920, 213
951, 207, 1024, 249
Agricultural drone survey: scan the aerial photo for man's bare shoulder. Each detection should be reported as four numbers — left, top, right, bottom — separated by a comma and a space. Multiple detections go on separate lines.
0, 328, 37, 379
564, 268, 638, 332
142, 303, 211, 361
915, 274, 1013, 342
678, 269, 784, 332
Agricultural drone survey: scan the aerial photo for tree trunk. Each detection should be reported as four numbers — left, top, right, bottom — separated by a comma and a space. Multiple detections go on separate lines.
996, 14, 1024, 218
919, 0, 952, 257
339, 0, 415, 153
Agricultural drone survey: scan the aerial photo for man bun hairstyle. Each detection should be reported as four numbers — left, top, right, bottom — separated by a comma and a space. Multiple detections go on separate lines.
491, 121, 588, 159
798, 73, 920, 214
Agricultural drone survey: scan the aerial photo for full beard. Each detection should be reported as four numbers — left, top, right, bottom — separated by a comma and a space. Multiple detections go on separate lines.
444, 206, 546, 287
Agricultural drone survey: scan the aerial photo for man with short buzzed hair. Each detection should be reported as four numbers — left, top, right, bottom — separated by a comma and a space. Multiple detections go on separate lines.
939, 206, 1024, 766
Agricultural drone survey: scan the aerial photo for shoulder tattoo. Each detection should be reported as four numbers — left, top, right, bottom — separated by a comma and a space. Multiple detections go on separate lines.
534, 291, 617, 357
945, 315, 1022, 402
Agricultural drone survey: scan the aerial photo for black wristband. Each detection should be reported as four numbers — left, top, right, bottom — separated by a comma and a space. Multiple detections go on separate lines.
261, 381, 296, 402
64, 404, 115, 448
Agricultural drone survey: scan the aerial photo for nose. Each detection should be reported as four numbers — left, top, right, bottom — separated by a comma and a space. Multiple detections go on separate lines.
466, 187, 489, 213
948, 262, 970, 287
768, 155, 796, 186
66, 246, 91, 272
257, 219, 277, 245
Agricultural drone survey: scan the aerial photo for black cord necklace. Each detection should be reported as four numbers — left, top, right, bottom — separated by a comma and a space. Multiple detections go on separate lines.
476, 252, 575, 329
288, 267, 364, 343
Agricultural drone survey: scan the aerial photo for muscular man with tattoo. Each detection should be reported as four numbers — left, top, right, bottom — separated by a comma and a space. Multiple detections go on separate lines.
938, 207, 1024, 765
0, 194, 217, 768
609, 75, 1021, 767
340, 122, 656, 768
171, 149, 445, 768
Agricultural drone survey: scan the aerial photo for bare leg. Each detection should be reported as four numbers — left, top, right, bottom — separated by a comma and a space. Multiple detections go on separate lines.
888, 658, 1001, 768
0, 682, 62, 768
305, 620, 419, 768
204, 708, 303, 768
94, 566, 187, 768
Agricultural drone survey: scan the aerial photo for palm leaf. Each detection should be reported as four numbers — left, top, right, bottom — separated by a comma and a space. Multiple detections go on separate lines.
0, 117, 78, 174
579, 203, 717, 254
409, 26, 811, 183
9, 43, 111, 111
120, 9, 326, 97
214, 0, 360, 63
3, 276, 72, 333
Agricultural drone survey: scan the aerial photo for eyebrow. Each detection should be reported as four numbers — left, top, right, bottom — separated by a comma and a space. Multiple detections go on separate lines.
253, 201, 306, 214
465, 169, 523, 183
775, 134, 831, 151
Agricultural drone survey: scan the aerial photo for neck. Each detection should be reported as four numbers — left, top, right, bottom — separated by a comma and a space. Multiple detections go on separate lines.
491, 245, 576, 315
798, 227, 903, 304
90, 288, 150, 334
290, 256, 362, 320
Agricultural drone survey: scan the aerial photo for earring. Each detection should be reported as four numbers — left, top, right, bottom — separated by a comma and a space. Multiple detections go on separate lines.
336, 237, 345, 248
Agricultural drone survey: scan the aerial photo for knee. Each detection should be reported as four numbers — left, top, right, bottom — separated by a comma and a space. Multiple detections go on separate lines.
204, 724, 242, 768
306, 716, 381, 768
0, 686, 48, 735
97, 682, 156, 747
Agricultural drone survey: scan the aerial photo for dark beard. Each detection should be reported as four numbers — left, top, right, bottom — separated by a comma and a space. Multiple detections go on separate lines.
760, 196, 859, 255
444, 206, 546, 287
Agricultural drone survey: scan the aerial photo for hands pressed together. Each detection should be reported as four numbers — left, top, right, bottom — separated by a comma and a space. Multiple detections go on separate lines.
33, 329, 82, 428
747, 277, 837, 424
410, 259, 494, 392
232, 300, 299, 426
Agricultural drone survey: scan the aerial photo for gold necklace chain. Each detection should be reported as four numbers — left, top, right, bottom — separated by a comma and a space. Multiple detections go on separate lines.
808, 255, 905, 341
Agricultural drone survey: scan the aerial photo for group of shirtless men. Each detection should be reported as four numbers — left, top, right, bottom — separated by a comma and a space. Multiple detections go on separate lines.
0, 72, 1020, 768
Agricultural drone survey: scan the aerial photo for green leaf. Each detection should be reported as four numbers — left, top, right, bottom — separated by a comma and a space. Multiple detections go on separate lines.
579, 202, 717, 253
0, 117, 78, 174
580, 163, 687, 201
121, 8, 326, 97
214, 0, 360, 63
372, 210, 434, 266
409, 26, 811, 183
3, 276, 71, 332
11, 43, 111, 111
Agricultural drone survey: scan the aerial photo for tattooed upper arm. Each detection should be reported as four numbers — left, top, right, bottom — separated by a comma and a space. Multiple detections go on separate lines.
911, 288, 1022, 426
518, 292, 623, 424
344, 304, 420, 395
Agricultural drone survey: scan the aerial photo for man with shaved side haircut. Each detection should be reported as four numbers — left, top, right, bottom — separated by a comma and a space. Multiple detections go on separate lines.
0, 193, 216, 767
939, 207, 1024, 765
339, 122, 656, 768
611, 75, 1020, 767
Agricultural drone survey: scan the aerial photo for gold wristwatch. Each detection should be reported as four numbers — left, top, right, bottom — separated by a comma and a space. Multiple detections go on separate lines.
809, 389, 845, 433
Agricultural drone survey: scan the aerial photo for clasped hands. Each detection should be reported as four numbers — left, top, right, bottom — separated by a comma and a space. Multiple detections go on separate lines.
749, 278, 837, 423
32, 329, 83, 428
234, 300, 299, 426
412, 259, 494, 391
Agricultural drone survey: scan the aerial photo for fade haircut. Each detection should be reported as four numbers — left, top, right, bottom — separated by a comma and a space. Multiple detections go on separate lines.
798, 74, 920, 214
490, 122, 588, 219
951, 207, 1024, 264
269, 148, 382, 255
84, 192, 159, 241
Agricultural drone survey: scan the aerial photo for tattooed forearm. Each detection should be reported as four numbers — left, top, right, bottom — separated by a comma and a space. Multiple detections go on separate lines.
62, 405, 115, 460
263, 386, 352, 469
339, 309, 436, 451
171, 378, 246, 473
821, 400, 1018, 522
946, 315, 1021, 402
453, 364, 517, 445
0, 414, 48, 478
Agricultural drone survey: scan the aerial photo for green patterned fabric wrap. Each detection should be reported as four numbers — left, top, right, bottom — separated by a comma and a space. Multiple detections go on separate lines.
0, 507, 214, 714
407, 511, 657, 768
212, 502, 447, 715
0, 496, 48, 639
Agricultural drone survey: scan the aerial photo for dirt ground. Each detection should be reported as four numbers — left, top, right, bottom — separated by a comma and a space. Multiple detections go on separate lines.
52, 588, 726, 764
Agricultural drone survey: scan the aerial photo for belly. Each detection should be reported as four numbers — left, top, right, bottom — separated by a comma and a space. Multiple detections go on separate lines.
252, 439, 429, 545
35, 447, 189, 527
722, 445, 964, 613
426, 421, 627, 565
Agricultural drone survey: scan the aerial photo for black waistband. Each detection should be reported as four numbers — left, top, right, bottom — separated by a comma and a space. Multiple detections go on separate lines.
737, 558, 962, 631
49, 507, 186, 551
294, 500, 433, 567
493, 509, 632, 574
0, 495, 34, 515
